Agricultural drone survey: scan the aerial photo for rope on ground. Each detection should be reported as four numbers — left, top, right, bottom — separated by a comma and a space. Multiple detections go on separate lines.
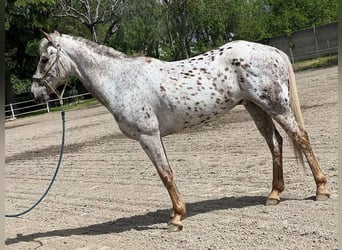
5, 109, 66, 218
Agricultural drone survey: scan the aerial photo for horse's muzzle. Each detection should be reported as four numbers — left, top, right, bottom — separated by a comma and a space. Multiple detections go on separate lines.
31, 81, 50, 103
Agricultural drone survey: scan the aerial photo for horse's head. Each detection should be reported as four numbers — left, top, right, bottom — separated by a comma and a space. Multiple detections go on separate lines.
31, 30, 71, 103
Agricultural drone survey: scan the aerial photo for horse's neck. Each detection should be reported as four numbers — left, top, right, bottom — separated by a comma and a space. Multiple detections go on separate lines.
63, 37, 123, 97
60, 37, 128, 110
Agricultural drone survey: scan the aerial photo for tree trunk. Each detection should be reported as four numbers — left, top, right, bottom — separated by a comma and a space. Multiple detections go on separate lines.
177, 21, 189, 58
164, 0, 190, 59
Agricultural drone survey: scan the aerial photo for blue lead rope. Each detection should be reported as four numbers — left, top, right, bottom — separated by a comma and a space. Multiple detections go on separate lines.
5, 110, 66, 218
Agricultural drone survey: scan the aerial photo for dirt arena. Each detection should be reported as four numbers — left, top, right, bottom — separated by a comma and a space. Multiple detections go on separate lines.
5, 66, 338, 249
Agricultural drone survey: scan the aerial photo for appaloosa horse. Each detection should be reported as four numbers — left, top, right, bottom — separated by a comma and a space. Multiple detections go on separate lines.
31, 30, 330, 231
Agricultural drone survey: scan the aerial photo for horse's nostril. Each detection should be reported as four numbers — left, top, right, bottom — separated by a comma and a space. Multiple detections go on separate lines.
31, 91, 48, 104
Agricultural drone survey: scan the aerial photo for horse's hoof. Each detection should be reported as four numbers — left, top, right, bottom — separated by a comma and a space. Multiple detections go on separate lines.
265, 198, 280, 206
316, 193, 330, 201
167, 222, 183, 232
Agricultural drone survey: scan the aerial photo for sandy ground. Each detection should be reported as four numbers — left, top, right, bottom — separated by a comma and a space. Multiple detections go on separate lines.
5, 66, 338, 250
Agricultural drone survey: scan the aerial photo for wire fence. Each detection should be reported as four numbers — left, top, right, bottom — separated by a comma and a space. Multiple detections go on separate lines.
289, 40, 337, 63
264, 22, 338, 63
5, 92, 93, 120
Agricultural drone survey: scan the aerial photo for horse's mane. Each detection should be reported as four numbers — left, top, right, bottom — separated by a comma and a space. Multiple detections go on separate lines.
39, 34, 127, 59
70, 35, 127, 58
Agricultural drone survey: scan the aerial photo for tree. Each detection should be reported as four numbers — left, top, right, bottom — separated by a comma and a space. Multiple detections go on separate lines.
233, 0, 271, 41
189, 0, 239, 52
5, 0, 56, 103
55, 0, 127, 44
261, 0, 338, 37
109, 0, 165, 58
163, 0, 190, 59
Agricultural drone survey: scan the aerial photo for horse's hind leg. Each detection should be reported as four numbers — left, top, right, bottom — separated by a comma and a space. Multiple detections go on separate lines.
139, 132, 186, 232
272, 112, 330, 201
244, 102, 284, 205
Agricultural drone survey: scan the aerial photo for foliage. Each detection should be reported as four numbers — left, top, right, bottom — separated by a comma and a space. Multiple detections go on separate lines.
5, 0, 56, 100
10, 75, 32, 94
109, 0, 165, 58
189, 0, 240, 51
261, 0, 338, 36
54, 0, 127, 44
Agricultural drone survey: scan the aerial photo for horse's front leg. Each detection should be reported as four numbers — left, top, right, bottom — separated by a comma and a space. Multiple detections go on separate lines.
139, 133, 186, 232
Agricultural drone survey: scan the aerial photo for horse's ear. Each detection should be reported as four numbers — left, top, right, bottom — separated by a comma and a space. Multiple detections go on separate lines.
53, 30, 60, 36
39, 29, 53, 43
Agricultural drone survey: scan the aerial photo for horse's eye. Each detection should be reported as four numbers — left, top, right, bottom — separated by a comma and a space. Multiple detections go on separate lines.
41, 57, 49, 64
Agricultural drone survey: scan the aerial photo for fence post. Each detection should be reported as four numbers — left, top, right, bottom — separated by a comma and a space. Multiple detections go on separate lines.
46, 102, 50, 113
313, 25, 319, 57
9, 103, 15, 119
289, 47, 295, 64
327, 40, 332, 59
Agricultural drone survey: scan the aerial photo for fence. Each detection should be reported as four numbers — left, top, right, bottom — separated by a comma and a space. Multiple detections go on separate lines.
5, 92, 93, 120
262, 22, 338, 63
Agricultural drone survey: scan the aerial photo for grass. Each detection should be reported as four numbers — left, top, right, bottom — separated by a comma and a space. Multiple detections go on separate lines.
49, 98, 99, 112
293, 54, 338, 71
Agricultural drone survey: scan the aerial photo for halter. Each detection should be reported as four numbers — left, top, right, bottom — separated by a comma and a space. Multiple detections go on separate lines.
32, 38, 68, 105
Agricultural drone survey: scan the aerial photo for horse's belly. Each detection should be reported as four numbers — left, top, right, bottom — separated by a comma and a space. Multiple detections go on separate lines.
157, 95, 239, 136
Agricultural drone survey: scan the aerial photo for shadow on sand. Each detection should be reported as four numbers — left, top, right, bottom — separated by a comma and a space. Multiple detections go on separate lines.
6, 195, 302, 245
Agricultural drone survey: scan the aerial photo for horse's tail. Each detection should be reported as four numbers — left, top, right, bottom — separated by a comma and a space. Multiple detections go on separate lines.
280, 52, 305, 165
